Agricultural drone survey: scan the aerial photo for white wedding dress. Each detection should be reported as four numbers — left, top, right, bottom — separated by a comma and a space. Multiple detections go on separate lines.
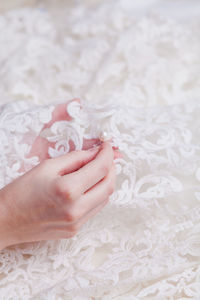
0, 1, 200, 299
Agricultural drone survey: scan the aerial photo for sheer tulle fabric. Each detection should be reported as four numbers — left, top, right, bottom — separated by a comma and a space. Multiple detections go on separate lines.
0, 2, 200, 299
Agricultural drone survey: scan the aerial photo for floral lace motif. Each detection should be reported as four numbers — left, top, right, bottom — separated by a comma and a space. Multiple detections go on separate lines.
0, 99, 200, 300
0, 2, 200, 299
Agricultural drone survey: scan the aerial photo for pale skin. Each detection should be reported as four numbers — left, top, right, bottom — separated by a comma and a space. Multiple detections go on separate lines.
0, 100, 121, 250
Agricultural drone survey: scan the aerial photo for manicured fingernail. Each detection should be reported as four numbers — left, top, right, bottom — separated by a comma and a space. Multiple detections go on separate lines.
88, 145, 101, 152
112, 146, 119, 150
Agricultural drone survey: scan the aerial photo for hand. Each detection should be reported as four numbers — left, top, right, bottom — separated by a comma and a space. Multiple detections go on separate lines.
0, 142, 116, 250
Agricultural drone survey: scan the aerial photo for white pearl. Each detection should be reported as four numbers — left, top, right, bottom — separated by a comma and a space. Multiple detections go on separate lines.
99, 131, 110, 141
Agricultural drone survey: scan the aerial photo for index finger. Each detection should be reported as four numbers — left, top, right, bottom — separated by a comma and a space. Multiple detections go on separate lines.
64, 142, 114, 195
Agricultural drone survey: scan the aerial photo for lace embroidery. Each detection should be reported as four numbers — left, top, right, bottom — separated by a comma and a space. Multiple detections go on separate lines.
0, 2, 200, 299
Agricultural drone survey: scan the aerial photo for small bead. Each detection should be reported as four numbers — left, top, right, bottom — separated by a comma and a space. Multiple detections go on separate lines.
99, 131, 110, 141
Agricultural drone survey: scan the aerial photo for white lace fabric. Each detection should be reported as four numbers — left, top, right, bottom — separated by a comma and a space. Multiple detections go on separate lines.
0, 1, 200, 299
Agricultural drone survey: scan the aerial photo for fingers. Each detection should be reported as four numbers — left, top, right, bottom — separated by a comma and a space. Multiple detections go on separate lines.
82, 138, 101, 150
75, 163, 116, 216
62, 142, 114, 195
57, 164, 115, 235
38, 142, 117, 240
47, 146, 101, 175
49, 196, 109, 239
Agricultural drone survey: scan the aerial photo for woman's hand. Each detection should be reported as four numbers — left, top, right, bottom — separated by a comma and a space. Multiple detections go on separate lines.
0, 142, 116, 250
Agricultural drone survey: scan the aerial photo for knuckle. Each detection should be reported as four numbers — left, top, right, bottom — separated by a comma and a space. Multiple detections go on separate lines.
53, 179, 78, 203
68, 223, 80, 234
53, 178, 62, 195
65, 212, 76, 223
65, 207, 81, 223
52, 179, 65, 200
64, 184, 77, 202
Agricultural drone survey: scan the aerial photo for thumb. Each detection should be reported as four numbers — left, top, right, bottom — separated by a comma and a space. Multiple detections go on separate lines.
50, 146, 101, 176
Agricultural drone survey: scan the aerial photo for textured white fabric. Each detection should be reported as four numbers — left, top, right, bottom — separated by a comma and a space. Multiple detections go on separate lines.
0, 1, 200, 299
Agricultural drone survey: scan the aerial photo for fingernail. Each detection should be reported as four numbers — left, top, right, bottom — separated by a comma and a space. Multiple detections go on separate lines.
88, 145, 101, 152
112, 146, 119, 150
